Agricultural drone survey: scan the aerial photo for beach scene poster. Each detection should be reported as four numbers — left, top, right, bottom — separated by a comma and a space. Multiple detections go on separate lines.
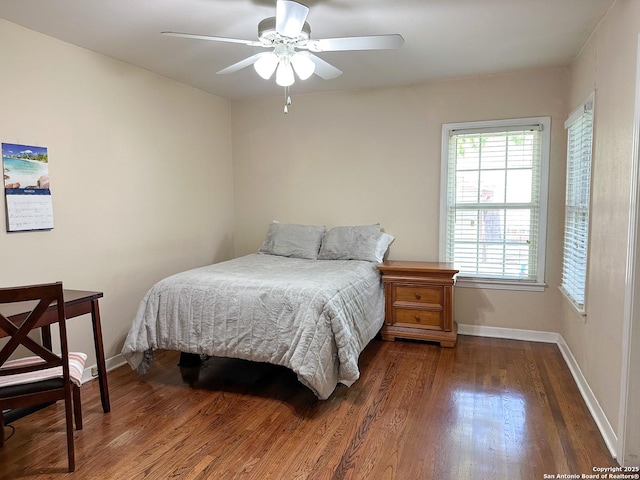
2, 142, 54, 232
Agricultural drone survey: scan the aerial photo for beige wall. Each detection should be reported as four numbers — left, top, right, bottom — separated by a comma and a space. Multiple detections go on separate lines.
563, 0, 640, 443
0, 19, 235, 366
232, 69, 569, 334
3, 2, 638, 460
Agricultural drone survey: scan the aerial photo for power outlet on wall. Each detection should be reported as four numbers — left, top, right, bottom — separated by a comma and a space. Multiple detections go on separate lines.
91, 366, 98, 377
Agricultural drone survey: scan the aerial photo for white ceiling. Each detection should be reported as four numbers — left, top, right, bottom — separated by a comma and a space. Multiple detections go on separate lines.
0, 0, 615, 100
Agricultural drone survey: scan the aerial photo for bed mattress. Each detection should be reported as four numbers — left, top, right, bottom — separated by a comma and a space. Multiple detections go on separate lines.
121, 253, 385, 399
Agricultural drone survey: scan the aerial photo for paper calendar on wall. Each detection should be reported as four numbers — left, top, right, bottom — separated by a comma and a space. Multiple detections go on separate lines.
2, 143, 54, 232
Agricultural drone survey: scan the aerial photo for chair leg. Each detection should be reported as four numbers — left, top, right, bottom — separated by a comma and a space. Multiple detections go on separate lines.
0, 411, 5, 448
64, 395, 76, 472
73, 386, 83, 430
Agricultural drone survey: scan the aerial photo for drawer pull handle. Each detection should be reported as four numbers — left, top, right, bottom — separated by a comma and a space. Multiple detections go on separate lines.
415, 315, 421, 322
415, 293, 422, 300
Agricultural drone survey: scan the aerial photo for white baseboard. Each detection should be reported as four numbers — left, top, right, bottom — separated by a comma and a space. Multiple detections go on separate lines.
555, 335, 618, 459
458, 323, 560, 343
458, 323, 618, 459
81, 353, 127, 385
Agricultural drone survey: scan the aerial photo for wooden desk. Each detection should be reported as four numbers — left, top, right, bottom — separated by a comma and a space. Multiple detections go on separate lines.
0, 289, 110, 413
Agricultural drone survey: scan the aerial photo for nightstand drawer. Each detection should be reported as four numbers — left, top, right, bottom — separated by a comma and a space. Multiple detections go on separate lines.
394, 285, 442, 305
395, 308, 442, 328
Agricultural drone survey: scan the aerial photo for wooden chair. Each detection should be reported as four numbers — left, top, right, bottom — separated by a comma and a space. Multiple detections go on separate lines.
0, 282, 86, 472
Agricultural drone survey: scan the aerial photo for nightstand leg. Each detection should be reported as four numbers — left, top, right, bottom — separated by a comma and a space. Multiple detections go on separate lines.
381, 330, 395, 342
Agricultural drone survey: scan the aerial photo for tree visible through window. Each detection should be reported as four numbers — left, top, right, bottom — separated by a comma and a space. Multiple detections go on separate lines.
440, 118, 550, 290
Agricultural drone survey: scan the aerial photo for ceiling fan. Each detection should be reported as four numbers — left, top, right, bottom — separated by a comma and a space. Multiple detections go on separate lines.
161, 0, 404, 90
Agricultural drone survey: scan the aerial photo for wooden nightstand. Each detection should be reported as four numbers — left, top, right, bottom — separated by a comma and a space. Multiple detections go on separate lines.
377, 261, 459, 347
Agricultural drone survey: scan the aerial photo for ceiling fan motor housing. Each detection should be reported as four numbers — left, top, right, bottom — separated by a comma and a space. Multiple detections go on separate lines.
258, 16, 311, 44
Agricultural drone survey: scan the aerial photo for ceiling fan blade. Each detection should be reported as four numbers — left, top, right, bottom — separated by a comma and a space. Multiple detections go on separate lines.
216, 54, 264, 75
307, 34, 404, 52
307, 54, 342, 80
275, 0, 309, 38
161, 31, 262, 47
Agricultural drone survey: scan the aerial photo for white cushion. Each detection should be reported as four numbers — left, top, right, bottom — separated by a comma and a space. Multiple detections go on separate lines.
0, 352, 87, 388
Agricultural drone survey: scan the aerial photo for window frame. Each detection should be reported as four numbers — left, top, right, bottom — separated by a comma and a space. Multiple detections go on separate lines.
560, 93, 594, 315
439, 116, 551, 291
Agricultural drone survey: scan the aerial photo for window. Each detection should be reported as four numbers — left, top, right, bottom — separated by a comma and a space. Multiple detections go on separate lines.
440, 117, 551, 291
561, 94, 594, 313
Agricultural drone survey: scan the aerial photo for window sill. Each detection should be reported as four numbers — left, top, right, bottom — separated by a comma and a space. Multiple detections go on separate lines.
455, 277, 547, 292
559, 286, 587, 317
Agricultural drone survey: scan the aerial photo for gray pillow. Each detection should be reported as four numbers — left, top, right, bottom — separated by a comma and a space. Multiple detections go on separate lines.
318, 224, 393, 263
259, 222, 326, 260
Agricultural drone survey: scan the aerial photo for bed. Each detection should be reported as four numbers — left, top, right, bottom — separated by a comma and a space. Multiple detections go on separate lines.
121, 223, 394, 399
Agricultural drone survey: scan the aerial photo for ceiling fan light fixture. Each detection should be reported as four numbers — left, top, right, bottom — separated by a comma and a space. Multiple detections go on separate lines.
254, 52, 279, 79
290, 51, 315, 80
276, 60, 295, 87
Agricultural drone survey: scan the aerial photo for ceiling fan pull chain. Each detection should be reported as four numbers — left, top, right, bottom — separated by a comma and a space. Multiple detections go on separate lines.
284, 87, 288, 113
284, 86, 292, 114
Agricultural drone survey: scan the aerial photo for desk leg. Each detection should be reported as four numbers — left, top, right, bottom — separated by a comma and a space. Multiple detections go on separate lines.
90, 298, 111, 413
41, 325, 52, 350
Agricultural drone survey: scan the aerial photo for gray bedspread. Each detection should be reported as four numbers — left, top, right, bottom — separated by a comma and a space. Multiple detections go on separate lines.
121, 253, 385, 399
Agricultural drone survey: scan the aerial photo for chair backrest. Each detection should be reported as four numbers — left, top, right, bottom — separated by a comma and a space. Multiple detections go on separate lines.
0, 282, 81, 472
0, 282, 70, 386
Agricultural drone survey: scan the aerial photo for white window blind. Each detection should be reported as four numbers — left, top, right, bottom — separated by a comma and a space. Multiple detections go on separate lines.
440, 118, 550, 290
561, 94, 594, 313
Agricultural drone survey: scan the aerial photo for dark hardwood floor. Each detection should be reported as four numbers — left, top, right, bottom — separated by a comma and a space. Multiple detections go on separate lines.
1, 335, 618, 479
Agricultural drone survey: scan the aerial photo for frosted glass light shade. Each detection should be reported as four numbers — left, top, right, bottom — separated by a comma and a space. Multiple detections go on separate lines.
291, 52, 315, 80
276, 61, 295, 87
254, 52, 279, 80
